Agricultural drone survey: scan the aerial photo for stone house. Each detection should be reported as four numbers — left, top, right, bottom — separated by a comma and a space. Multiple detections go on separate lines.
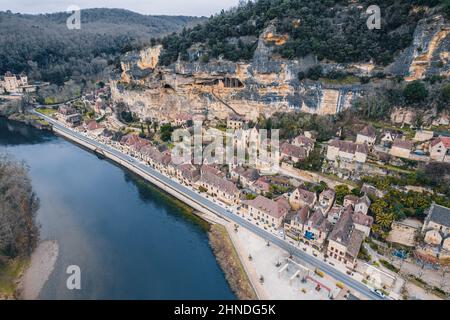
390, 138, 413, 159
303, 208, 333, 249
280, 142, 308, 163
230, 166, 260, 189
291, 134, 315, 153
227, 114, 244, 130
327, 208, 365, 269
318, 189, 336, 212
326, 139, 369, 164
243, 195, 289, 229
289, 187, 317, 210
197, 170, 240, 205
176, 163, 200, 186
356, 125, 377, 147
429, 137, 450, 162
355, 195, 371, 215
420, 204, 450, 262
284, 206, 310, 238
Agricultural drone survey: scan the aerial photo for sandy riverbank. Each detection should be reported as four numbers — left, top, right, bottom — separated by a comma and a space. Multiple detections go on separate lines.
18, 240, 59, 300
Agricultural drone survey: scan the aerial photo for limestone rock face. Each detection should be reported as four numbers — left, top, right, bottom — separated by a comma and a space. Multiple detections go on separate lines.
390, 15, 450, 80
110, 16, 449, 123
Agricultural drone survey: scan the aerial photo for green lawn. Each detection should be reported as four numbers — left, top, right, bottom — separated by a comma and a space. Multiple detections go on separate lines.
36, 107, 57, 116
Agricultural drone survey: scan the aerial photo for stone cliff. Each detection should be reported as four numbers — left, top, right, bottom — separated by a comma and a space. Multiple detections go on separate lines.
110, 15, 449, 123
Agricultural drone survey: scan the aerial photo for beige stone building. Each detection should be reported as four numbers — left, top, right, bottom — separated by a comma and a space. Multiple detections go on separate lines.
420, 204, 450, 262
326, 139, 369, 164
429, 136, 450, 162
289, 187, 317, 210
390, 138, 413, 159
356, 125, 377, 147
327, 208, 365, 269
243, 195, 289, 229
197, 170, 240, 205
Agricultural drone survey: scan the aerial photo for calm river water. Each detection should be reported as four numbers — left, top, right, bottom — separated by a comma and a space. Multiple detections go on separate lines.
0, 117, 235, 299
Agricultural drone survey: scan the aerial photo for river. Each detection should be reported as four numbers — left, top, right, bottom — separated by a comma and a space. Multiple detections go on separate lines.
0, 117, 235, 299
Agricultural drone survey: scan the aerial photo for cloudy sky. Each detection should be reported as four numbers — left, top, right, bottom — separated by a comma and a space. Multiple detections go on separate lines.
0, 0, 240, 16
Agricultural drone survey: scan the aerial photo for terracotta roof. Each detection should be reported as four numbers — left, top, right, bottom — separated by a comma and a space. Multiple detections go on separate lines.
430, 137, 450, 148
199, 171, 239, 195
296, 206, 310, 224
329, 208, 364, 258
246, 195, 288, 219
392, 138, 413, 150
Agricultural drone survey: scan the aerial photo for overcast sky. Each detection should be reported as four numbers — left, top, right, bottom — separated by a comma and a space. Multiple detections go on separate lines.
0, 0, 240, 17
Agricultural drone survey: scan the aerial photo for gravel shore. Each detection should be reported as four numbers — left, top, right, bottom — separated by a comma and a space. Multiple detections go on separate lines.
18, 240, 59, 300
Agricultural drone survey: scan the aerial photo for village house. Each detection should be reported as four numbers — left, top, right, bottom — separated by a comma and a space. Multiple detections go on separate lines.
85, 120, 104, 135
230, 166, 259, 189
176, 163, 200, 186
280, 142, 308, 163
343, 195, 359, 208
284, 206, 310, 239
65, 114, 82, 127
327, 208, 365, 269
356, 125, 377, 147
197, 170, 240, 205
419, 204, 450, 262
352, 211, 374, 237
380, 130, 402, 147
243, 195, 288, 229
429, 136, 450, 162
251, 176, 271, 195
289, 187, 317, 210
390, 138, 413, 159
59, 105, 77, 117
326, 139, 369, 164
291, 134, 315, 153
413, 130, 434, 142
139, 145, 172, 173
0, 71, 29, 93
303, 208, 333, 249
227, 114, 245, 130
318, 189, 336, 212
327, 205, 344, 224
173, 113, 193, 127
355, 195, 371, 215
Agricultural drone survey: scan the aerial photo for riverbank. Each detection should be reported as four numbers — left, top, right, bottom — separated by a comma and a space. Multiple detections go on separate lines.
208, 224, 258, 300
17, 240, 59, 300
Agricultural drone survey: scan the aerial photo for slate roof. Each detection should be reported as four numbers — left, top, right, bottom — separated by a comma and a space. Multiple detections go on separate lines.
427, 204, 450, 228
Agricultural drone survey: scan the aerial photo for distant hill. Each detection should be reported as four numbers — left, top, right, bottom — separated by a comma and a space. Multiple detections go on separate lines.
0, 8, 205, 84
